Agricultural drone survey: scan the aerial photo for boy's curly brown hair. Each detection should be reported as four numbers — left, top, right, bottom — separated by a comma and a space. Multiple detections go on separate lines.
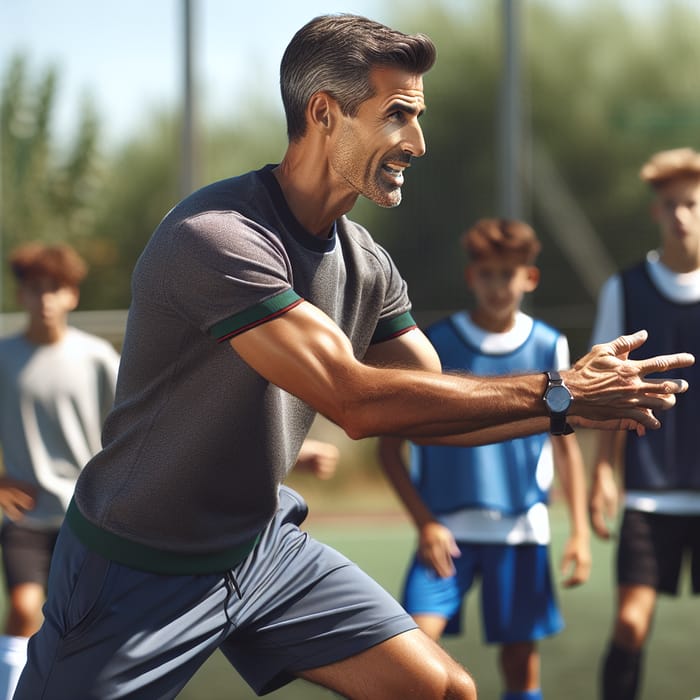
460, 218, 541, 266
9, 242, 88, 287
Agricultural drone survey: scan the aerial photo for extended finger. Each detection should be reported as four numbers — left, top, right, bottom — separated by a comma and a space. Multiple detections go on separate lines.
570, 413, 655, 432
604, 330, 648, 357
636, 352, 695, 378
634, 381, 686, 402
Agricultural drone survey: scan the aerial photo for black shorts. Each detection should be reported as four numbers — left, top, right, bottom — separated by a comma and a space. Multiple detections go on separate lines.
617, 509, 700, 595
0, 521, 59, 590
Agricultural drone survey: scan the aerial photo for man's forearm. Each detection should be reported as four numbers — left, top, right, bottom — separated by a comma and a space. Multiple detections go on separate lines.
338, 366, 548, 441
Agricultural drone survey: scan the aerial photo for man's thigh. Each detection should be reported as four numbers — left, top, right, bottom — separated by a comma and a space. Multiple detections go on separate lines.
297, 627, 476, 700
220, 487, 417, 695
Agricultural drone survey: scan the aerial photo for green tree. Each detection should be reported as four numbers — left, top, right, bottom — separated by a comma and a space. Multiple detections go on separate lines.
79, 101, 288, 310
353, 0, 700, 357
6, 0, 700, 333
78, 113, 182, 309
0, 55, 103, 311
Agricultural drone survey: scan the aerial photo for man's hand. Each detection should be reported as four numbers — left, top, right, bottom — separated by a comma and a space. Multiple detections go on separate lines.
293, 439, 340, 480
0, 478, 37, 521
565, 330, 694, 434
417, 521, 461, 579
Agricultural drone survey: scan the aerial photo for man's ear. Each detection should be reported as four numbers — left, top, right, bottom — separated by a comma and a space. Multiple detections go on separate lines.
525, 266, 540, 292
307, 92, 336, 132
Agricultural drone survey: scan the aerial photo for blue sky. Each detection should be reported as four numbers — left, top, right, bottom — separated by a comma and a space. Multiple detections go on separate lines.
1, 0, 391, 147
0, 0, 667, 148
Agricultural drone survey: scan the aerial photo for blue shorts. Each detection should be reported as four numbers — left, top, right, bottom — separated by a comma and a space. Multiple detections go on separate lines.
15, 486, 416, 699
402, 542, 563, 644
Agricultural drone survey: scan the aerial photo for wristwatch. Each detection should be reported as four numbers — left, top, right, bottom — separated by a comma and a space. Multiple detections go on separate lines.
543, 370, 574, 435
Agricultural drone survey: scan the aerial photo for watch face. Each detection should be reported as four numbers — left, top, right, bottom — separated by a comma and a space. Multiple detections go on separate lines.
546, 384, 572, 413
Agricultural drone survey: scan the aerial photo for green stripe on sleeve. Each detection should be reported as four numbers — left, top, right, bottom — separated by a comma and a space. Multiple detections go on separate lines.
209, 289, 302, 342
371, 311, 417, 344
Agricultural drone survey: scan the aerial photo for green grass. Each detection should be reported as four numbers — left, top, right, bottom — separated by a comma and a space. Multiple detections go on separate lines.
178, 505, 700, 699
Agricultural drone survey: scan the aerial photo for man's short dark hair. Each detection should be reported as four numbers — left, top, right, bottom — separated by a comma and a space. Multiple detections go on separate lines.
280, 14, 436, 141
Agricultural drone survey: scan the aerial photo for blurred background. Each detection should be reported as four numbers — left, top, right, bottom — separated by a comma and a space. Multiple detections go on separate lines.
3, 0, 700, 357
2, 1, 700, 697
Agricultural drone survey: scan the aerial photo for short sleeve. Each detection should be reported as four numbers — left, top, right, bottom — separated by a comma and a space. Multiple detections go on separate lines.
369, 244, 416, 343
163, 212, 301, 341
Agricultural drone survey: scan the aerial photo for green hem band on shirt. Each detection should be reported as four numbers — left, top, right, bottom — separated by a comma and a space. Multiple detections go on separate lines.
65, 499, 260, 575
371, 311, 416, 344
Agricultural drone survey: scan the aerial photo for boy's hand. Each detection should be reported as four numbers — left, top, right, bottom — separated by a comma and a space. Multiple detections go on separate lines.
0, 478, 37, 521
418, 521, 461, 578
589, 465, 619, 539
293, 439, 340, 480
560, 533, 592, 588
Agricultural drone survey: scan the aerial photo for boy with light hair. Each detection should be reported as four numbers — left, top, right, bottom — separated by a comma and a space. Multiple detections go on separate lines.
589, 147, 700, 700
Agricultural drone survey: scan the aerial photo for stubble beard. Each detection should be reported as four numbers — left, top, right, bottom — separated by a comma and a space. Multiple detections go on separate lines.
364, 167, 402, 209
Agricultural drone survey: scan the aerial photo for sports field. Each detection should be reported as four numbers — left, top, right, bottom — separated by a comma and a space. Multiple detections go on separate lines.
178, 502, 699, 700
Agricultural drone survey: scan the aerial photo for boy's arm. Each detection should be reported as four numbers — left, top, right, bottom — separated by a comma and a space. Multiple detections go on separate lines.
378, 436, 460, 578
293, 438, 339, 480
552, 433, 592, 587
589, 430, 626, 539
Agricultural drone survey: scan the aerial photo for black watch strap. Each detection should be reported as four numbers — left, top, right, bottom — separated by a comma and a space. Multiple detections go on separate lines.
550, 410, 574, 436
545, 370, 574, 436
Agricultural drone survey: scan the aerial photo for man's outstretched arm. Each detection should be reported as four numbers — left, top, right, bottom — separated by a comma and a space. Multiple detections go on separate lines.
230, 300, 693, 444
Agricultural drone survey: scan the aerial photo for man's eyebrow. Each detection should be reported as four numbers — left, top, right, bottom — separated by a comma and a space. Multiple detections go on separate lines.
386, 100, 426, 117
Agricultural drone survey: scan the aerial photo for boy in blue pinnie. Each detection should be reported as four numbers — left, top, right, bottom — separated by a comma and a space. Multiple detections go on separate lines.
380, 218, 591, 700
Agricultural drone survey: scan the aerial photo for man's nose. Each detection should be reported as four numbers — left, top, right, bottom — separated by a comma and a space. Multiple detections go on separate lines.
403, 123, 426, 159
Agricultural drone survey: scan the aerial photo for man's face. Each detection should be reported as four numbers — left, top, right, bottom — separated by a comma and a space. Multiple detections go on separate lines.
653, 176, 700, 256
330, 66, 426, 208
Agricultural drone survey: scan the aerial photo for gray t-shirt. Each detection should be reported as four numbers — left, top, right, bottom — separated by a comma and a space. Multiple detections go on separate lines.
0, 327, 120, 528
71, 165, 415, 573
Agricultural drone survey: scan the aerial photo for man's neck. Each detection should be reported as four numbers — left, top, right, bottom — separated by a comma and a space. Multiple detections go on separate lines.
274, 148, 359, 237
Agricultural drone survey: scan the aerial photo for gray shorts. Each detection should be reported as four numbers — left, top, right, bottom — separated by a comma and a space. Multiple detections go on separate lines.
15, 486, 415, 699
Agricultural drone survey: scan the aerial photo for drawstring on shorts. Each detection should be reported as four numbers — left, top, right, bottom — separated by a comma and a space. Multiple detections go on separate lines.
223, 570, 243, 625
